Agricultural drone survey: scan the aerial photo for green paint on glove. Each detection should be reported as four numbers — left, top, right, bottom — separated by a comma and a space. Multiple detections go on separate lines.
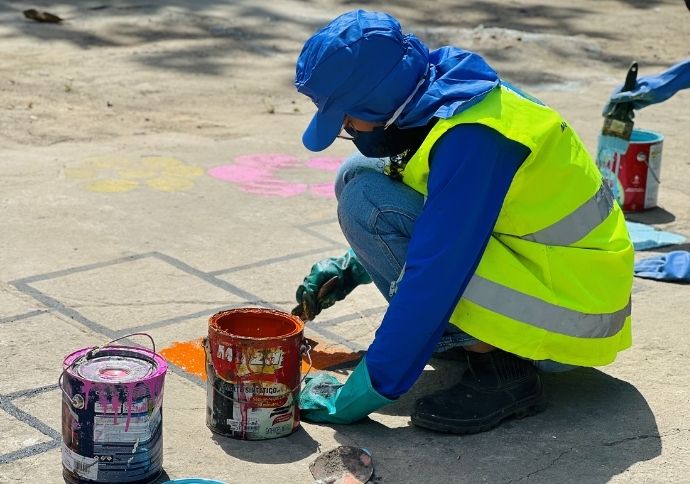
299, 358, 393, 424
292, 248, 372, 320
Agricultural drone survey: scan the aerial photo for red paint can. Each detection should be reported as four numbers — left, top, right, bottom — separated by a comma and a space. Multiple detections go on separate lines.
599, 129, 664, 212
205, 308, 307, 440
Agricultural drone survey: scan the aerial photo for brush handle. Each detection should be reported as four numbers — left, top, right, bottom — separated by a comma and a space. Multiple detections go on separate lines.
607, 61, 639, 121
622, 62, 639, 92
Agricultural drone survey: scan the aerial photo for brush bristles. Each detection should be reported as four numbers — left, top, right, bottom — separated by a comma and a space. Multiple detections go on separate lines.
602, 118, 633, 140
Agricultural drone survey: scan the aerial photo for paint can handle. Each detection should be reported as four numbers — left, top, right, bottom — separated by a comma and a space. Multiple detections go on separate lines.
58, 367, 87, 409
102, 332, 157, 355
642, 158, 661, 184
300, 342, 313, 386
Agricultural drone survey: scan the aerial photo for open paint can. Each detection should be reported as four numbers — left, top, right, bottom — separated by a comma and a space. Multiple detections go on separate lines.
60, 333, 167, 483
598, 128, 664, 212
205, 308, 310, 440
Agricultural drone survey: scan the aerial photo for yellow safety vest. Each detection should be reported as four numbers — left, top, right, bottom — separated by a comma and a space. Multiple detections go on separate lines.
401, 85, 633, 366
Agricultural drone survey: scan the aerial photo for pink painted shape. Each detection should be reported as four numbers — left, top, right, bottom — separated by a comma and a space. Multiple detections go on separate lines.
309, 182, 336, 199
306, 157, 342, 171
243, 180, 308, 197
208, 164, 269, 183
234, 154, 301, 169
209, 154, 340, 198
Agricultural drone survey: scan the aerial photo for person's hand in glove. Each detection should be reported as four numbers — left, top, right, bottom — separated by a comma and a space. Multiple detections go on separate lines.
634, 250, 690, 282
603, 58, 690, 114
292, 248, 372, 321
299, 358, 393, 424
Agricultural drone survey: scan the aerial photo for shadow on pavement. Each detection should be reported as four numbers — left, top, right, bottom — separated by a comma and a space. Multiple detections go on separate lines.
210, 425, 319, 464
1, 0, 666, 78
655, 242, 690, 254
625, 206, 676, 224
153, 469, 171, 483
323, 366, 660, 482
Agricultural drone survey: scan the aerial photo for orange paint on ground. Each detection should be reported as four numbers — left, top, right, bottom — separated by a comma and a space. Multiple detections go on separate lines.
160, 338, 207, 380
301, 349, 363, 373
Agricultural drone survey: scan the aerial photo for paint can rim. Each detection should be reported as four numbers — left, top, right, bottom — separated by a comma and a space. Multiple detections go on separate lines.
629, 128, 664, 144
63, 345, 168, 383
208, 307, 304, 341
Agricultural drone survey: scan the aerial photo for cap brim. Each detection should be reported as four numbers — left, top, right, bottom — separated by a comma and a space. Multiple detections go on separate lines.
302, 107, 345, 152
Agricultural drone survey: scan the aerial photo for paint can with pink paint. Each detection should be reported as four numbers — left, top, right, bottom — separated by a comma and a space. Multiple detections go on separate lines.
60, 334, 167, 483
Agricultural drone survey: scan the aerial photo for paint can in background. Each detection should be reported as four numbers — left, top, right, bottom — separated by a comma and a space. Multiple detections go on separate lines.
205, 308, 309, 440
60, 334, 167, 483
597, 129, 664, 212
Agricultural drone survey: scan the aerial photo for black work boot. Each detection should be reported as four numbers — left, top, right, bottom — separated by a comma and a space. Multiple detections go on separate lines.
411, 350, 546, 434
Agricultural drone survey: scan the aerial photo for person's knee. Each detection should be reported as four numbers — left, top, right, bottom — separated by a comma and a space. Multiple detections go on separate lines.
337, 170, 379, 240
335, 153, 386, 202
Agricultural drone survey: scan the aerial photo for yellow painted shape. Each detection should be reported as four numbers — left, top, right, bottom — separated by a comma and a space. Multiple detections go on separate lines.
87, 179, 139, 193
65, 167, 97, 179
116, 168, 157, 179
141, 156, 183, 169
162, 165, 204, 178
85, 155, 131, 168
68, 155, 202, 193
146, 177, 194, 192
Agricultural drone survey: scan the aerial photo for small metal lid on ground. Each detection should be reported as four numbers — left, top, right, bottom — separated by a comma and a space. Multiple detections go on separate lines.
310, 446, 374, 484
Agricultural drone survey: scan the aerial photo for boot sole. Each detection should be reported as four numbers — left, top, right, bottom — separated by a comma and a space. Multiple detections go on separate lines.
410, 394, 547, 435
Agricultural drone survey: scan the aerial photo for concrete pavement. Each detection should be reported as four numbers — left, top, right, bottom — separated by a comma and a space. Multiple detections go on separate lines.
1, 1, 689, 482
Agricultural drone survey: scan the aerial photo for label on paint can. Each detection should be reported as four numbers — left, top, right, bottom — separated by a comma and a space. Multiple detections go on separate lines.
227, 391, 295, 437
62, 443, 99, 480
644, 143, 662, 209
225, 417, 260, 433
93, 399, 158, 443
229, 383, 295, 437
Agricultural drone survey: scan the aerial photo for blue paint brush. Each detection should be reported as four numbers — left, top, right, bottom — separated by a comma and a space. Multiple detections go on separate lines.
598, 62, 639, 157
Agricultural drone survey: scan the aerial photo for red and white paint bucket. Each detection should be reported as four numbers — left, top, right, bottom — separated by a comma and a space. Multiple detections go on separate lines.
205, 308, 310, 440
598, 129, 664, 212
60, 334, 167, 484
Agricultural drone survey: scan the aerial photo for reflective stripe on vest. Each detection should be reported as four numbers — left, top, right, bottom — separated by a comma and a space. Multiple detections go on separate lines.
520, 182, 615, 246
464, 275, 631, 338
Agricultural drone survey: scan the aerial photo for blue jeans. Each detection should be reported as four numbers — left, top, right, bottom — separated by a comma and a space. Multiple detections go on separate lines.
335, 153, 575, 373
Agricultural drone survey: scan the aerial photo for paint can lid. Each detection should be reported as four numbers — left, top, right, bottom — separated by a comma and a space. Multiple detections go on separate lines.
74, 352, 157, 383
162, 479, 228, 484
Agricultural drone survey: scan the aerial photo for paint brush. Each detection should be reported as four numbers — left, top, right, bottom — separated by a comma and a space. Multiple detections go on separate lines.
599, 61, 639, 156
296, 276, 340, 322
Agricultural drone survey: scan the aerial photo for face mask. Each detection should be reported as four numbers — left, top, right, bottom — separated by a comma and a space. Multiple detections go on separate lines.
346, 121, 435, 159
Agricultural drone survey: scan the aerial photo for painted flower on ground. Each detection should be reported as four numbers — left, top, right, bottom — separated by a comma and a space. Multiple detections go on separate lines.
208, 154, 341, 198
65, 156, 204, 193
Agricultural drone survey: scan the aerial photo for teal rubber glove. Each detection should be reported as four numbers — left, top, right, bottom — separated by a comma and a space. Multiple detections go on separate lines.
292, 248, 372, 321
299, 358, 393, 424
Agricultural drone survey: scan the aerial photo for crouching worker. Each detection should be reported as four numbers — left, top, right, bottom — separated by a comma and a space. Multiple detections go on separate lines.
291, 10, 633, 434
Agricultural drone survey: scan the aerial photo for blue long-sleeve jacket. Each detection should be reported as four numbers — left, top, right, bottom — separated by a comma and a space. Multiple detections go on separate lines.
366, 123, 530, 399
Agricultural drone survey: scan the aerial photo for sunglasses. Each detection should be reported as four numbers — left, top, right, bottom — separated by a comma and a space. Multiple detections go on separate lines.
336, 120, 358, 141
